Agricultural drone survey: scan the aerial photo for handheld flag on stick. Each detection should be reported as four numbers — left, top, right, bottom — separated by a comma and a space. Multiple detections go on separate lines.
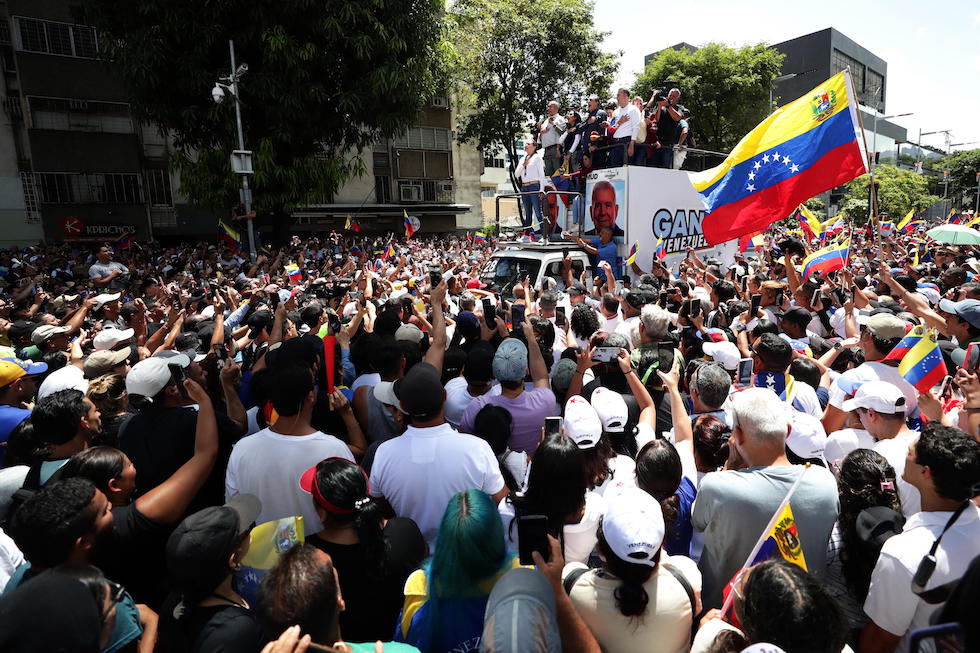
654, 238, 667, 261
897, 328, 946, 392
800, 239, 849, 280
896, 209, 915, 232
383, 241, 396, 259
884, 325, 923, 362
625, 242, 639, 266
691, 71, 868, 244
284, 263, 302, 285
796, 204, 823, 240
345, 216, 361, 233
113, 230, 135, 250
403, 211, 415, 238
947, 209, 962, 224
720, 464, 811, 618
473, 232, 486, 244
218, 221, 242, 253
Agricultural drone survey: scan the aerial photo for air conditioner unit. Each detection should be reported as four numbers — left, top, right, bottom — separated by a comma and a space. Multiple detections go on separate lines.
438, 182, 454, 193
400, 183, 423, 202
431, 96, 449, 109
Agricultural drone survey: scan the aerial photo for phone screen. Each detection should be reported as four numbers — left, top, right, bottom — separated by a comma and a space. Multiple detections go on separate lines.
737, 358, 754, 387
775, 291, 784, 307
482, 298, 495, 328
517, 515, 550, 566
511, 304, 526, 330
965, 343, 980, 372
428, 264, 442, 287
591, 346, 620, 362
556, 305, 566, 326
658, 291, 668, 308
544, 416, 563, 439
168, 363, 187, 394
741, 276, 748, 293
690, 298, 702, 316
750, 294, 762, 317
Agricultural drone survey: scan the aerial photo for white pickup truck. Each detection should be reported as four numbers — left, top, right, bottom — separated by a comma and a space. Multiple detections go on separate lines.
478, 241, 594, 299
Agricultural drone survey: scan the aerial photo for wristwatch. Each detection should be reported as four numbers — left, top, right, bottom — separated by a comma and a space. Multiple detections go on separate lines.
834, 341, 844, 351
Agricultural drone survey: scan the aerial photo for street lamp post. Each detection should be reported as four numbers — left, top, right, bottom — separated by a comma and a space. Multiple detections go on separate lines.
769, 69, 816, 111
870, 112, 912, 169
212, 40, 256, 263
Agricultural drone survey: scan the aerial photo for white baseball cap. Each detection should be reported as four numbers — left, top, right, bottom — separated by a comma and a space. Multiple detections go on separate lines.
602, 487, 665, 567
702, 341, 740, 371
786, 412, 827, 461
841, 381, 907, 415
93, 327, 135, 351
127, 355, 189, 397
590, 387, 628, 433
93, 292, 121, 311
36, 365, 88, 401
563, 395, 602, 449
373, 381, 400, 408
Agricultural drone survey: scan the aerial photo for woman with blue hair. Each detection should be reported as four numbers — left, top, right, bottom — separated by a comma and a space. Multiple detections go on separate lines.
395, 489, 518, 653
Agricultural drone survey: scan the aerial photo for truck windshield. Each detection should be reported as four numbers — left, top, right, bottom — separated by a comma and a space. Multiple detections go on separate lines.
481, 257, 541, 297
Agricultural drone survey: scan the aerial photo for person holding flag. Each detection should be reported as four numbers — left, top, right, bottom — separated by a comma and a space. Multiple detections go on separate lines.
693, 387, 839, 609
403, 210, 415, 238
800, 239, 850, 280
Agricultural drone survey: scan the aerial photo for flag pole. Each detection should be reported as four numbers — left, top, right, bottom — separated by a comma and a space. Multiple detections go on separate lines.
719, 463, 811, 618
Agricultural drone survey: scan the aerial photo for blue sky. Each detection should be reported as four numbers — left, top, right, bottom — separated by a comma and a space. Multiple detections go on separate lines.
593, 0, 980, 154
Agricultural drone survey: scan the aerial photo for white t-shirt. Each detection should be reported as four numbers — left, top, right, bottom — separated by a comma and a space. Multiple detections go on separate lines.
829, 362, 919, 415
351, 372, 381, 393
864, 505, 980, 652
370, 422, 504, 549
873, 432, 921, 517
498, 490, 605, 565
444, 377, 501, 429
614, 315, 641, 346
225, 427, 354, 527
0, 527, 24, 593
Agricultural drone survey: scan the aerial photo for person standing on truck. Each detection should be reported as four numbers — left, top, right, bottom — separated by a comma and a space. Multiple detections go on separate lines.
567, 227, 618, 282
515, 140, 546, 233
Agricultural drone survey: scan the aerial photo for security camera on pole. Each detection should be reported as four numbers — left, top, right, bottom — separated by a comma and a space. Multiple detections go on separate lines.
212, 40, 256, 263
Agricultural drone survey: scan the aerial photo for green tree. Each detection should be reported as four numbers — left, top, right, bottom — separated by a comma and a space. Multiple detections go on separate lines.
634, 43, 784, 153
936, 149, 980, 211
839, 165, 941, 222
77, 0, 448, 240
448, 0, 618, 192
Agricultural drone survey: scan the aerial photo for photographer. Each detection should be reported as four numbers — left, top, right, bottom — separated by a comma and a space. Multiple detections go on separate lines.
647, 88, 684, 169
537, 100, 566, 176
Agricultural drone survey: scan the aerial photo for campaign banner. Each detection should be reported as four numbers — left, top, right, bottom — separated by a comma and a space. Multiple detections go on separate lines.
623, 167, 737, 272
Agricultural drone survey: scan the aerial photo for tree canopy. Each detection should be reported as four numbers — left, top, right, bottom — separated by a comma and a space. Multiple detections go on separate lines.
936, 149, 980, 211
634, 43, 784, 154
77, 0, 448, 224
448, 0, 618, 190
839, 165, 941, 222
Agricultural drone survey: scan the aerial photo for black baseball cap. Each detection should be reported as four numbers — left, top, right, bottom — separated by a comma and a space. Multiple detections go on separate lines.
394, 362, 445, 417
567, 282, 587, 296
166, 494, 261, 592
779, 307, 812, 326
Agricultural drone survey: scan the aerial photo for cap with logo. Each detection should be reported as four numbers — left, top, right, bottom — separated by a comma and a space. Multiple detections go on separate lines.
841, 380, 907, 414
564, 395, 602, 449
0, 358, 47, 388
601, 487, 665, 567
590, 387, 628, 433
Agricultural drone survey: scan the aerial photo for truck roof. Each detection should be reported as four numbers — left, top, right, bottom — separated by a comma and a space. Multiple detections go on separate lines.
492, 240, 589, 254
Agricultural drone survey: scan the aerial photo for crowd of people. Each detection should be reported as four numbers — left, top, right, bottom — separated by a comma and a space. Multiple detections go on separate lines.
0, 225, 977, 653
515, 87, 694, 231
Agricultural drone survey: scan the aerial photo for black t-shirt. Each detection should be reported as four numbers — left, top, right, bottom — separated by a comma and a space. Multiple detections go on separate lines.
97, 503, 172, 608
185, 605, 264, 653
656, 104, 681, 146
307, 517, 426, 642
118, 405, 242, 516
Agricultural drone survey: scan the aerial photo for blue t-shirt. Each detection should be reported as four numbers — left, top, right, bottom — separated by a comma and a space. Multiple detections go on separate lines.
663, 475, 697, 558
0, 405, 30, 466
589, 238, 619, 279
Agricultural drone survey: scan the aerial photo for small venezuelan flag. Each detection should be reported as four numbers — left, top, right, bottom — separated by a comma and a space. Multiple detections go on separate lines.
218, 221, 242, 253
403, 211, 415, 238
113, 230, 135, 249
749, 503, 808, 571
473, 232, 486, 244
691, 71, 868, 244
883, 325, 923, 362
654, 238, 667, 261
896, 209, 915, 232
898, 329, 947, 392
625, 242, 639, 266
284, 263, 302, 284
800, 239, 849, 280
383, 241, 396, 258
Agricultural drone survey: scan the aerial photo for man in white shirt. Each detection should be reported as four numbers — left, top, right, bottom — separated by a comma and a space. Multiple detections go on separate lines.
226, 366, 354, 527
608, 87, 641, 167
537, 100, 566, 175
514, 141, 546, 232
370, 361, 507, 549
861, 423, 980, 653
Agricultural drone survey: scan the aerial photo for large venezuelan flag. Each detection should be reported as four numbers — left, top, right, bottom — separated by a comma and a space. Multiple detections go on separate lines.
692, 71, 868, 244
218, 220, 242, 253
800, 239, 849, 279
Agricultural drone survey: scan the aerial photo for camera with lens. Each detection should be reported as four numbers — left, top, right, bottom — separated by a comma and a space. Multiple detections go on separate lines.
777, 237, 807, 259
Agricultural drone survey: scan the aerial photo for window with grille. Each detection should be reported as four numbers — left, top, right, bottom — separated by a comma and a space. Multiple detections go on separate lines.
28, 96, 133, 133
33, 172, 143, 204
374, 175, 391, 202
144, 169, 173, 207
393, 127, 451, 151
831, 49, 865, 92
14, 17, 99, 59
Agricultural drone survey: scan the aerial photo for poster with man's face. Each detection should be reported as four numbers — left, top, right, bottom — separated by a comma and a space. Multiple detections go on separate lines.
584, 168, 626, 241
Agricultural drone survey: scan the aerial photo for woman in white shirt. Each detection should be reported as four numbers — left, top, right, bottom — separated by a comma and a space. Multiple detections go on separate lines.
515, 141, 546, 231
498, 430, 604, 565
